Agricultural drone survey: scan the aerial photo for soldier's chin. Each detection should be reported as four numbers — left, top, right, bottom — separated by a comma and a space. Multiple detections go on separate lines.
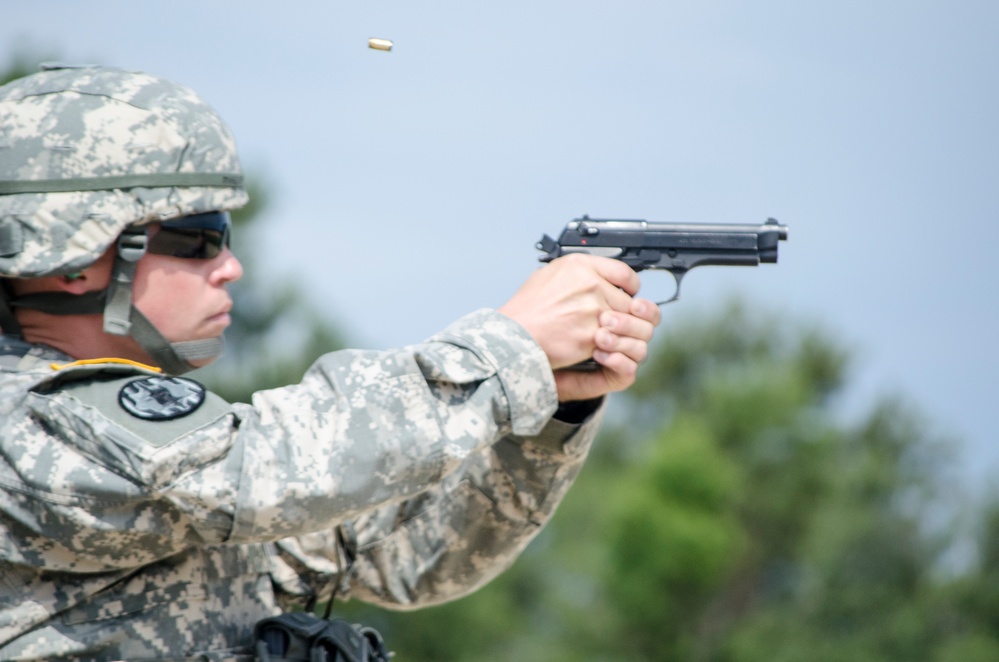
172, 334, 226, 369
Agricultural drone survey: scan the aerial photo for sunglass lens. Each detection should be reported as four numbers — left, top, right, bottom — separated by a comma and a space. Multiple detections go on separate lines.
148, 211, 231, 259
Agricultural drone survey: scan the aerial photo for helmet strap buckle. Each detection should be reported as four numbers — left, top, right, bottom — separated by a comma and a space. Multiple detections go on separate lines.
102, 228, 147, 336
116, 229, 148, 262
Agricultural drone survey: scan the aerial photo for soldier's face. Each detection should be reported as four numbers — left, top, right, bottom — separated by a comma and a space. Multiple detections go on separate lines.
131, 223, 244, 359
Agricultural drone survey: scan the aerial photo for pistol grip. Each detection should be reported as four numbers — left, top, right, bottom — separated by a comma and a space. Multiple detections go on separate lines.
564, 359, 601, 372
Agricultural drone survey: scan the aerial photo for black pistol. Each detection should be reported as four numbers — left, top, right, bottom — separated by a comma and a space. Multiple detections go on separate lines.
537, 215, 789, 304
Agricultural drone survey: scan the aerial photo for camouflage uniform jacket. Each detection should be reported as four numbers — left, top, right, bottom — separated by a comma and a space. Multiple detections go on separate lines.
0, 309, 604, 661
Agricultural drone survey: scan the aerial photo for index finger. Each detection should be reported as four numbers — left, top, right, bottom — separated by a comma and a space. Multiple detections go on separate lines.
592, 256, 641, 296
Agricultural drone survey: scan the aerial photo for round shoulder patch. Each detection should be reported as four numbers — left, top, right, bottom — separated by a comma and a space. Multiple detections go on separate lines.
118, 376, 207, 421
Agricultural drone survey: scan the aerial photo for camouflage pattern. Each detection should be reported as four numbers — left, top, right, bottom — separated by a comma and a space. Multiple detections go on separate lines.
0, 66, 247, 278
0, 309, 605, 660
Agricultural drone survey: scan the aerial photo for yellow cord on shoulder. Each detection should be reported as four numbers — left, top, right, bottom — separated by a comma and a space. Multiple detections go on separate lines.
50, 358, 162, 372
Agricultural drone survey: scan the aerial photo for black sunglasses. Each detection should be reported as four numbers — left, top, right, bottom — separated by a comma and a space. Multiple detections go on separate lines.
147, 211, 232, 259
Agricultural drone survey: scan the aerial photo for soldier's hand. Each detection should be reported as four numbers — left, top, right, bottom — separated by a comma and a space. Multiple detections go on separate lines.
498, 254, 660, 402
552, 296, 660, 401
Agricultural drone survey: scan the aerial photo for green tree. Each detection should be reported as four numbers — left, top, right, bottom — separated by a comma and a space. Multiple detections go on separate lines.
925, 501, 999, 662
593, 303, 962, 661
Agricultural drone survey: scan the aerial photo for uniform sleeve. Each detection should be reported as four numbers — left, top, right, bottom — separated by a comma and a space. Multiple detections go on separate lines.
218, 308, 564, 545
227, 309, 605, 608
345, 408, 602, 608
264, 407, 603, 609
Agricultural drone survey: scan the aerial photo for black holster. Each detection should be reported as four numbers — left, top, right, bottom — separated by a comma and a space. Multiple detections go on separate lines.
254, 612, 391, 662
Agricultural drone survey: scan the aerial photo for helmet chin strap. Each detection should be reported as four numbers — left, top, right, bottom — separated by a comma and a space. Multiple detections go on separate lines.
126, 308, 224, 375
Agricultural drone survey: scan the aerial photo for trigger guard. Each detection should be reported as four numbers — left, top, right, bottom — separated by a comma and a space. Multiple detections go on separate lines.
653, 269, 684, 306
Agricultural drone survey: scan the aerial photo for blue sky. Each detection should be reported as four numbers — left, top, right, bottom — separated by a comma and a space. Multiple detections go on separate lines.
4, 1, 998, 490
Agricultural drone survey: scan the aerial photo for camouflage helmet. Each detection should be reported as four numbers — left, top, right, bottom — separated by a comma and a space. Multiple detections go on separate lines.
0, 65, 248, 373
0, 64, 246, 278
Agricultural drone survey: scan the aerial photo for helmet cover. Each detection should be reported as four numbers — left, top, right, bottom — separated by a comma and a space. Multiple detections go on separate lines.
0, 65, 247, 278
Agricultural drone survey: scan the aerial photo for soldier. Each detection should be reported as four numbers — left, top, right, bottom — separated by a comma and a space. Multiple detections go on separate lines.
0, 65, 659, 660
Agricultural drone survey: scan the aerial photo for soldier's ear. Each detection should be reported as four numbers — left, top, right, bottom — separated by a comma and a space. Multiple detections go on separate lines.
59, 271, 92, 294
56, 249, 117, 295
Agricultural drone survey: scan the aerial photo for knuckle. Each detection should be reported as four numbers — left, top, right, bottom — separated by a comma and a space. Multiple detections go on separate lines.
635, 343, 649, 363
